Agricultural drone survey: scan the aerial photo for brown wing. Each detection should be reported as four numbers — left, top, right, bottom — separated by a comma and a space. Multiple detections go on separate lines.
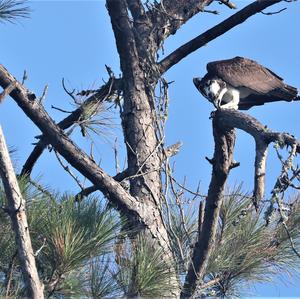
207, 56, 290, 95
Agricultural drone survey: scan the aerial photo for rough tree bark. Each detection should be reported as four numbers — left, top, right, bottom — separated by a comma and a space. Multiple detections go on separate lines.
0, 64, 172, 258
107, 0, 162, 207
0, 0, 293, 297
0, 126, 44, 299
181, 112, 236, 298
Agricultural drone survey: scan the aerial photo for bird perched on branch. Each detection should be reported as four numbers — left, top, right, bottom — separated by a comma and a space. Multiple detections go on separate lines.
193, 56, 299, 110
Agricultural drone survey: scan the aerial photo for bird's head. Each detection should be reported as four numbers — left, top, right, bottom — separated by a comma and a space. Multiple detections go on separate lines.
193, 77, 225, 103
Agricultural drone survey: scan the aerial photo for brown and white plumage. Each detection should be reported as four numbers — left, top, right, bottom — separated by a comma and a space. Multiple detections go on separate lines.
193, 56, 298, 110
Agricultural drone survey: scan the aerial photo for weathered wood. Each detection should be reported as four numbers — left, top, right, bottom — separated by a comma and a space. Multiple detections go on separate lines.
253, 140, 268, 208
0, 126, 44, 298
181, 113, 236, 298
0, 64, 175, 292
106, 1, 180, 295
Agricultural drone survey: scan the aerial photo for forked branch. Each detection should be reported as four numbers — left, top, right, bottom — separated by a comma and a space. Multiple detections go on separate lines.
182, 108, 300, 297
217, 109, 300, 206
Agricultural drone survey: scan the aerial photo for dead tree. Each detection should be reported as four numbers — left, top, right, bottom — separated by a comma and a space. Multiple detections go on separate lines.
0, 0, 299, 297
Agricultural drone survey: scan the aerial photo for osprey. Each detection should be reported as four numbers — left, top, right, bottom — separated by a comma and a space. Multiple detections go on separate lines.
193, 56, 299, 110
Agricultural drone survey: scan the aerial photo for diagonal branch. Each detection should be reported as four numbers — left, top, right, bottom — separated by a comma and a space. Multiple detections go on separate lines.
0, 63, 172, 251
158, 0, 282, 74
74, 169, 129, 201
20, 77, 122, 176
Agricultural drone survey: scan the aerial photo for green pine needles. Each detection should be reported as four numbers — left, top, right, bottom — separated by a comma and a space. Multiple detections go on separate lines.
0, 0, 30, 23
1, 180, 300, 297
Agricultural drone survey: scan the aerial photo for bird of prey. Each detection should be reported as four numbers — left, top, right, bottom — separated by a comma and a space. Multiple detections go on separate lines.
193, 56, 299, 110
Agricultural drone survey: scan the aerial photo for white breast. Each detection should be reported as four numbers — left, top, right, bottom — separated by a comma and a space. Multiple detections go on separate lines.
203, 81, 221, 98
220, 87, 240, 110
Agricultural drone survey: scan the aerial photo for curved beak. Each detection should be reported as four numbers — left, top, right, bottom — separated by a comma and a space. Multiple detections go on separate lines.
193, 77, 202, 90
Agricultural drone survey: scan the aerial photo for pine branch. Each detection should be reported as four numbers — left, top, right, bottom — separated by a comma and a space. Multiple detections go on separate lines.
0, 0, 30, 23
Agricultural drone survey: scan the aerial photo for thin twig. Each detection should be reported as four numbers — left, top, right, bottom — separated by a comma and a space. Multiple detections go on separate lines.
61, 78, 77, 103
54, 150, 85, 190
38, 84, 48, 103
114, 138, 120, 174
28, 178, 56, 201
34, 238, 47, 256
121, 167, 161, 182
198, 276, 222, 290
51, 105, 72, 114
261, 7, 287, 15
169, 174, 206, 198
0, 81, 16, 103
21, 70, 27, 84
219, 0, 236, 9
5, 250, 17, 297
282, 222, 300, 258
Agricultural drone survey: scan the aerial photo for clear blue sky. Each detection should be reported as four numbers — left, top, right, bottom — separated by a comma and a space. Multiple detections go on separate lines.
1, 0, 300, 296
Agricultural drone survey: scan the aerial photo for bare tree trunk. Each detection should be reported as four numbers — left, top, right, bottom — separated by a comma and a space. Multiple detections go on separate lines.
106, 1, 180, 296
0, 126, 44, 299
181, 113, 236, 298
0, 1, 291, 297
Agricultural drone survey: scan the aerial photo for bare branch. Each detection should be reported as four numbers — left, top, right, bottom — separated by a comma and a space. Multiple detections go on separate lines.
4, 250, 17, 297
51, 105, 72, 114
62, 77, 77, 103
158, 0, 282, 74
74, 169, 129, 201
253, 140, 268, 209
219, 0, 236, 9
38, 84, 48, 103
0, 126, 44, 298
198, 275, 222, 291
20, 77, 122, 176
21, 69, 27, 84
198, 200, 205, 237
54, 150, 85, 190
0, 63, 173, 263
181, 117, 236, 298
282, 221, 300, 259
261, 7, 287, 15
0, 81, 16, 103
74, 185, 98, 201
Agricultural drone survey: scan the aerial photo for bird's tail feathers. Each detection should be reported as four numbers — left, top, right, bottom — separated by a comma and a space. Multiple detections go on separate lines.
294, 95, 300, 102
271, 84, 298, 101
